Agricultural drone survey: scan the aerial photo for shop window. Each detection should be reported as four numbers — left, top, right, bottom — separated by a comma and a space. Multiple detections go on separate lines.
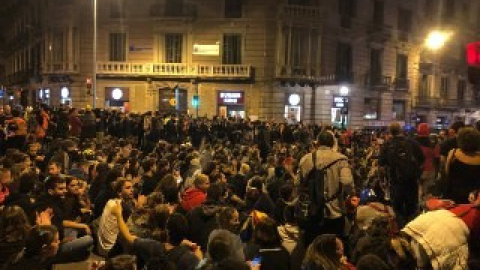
225, 0, 242, 18
223, 34, 242, 64
165, 34, 183, 63
393, 100, 405, 121
364, 98, 380, 120
109, 33, 127, 62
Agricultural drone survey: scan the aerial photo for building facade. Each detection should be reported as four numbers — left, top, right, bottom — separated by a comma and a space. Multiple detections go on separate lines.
1, 0, 480, 128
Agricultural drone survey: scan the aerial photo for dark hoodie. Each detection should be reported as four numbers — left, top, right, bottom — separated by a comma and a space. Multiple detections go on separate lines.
186, 201, 221, 251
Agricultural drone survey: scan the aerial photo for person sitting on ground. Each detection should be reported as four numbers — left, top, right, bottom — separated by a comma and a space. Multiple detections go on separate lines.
181, 173, 209, 212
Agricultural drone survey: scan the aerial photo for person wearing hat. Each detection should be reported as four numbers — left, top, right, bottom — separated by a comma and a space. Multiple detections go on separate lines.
416, 123, 439, 199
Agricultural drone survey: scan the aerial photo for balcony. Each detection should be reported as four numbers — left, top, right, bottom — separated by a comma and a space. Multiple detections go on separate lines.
276, 65, 321, 80
365, 74, 391, 90
415, 97, 459, 109
394, 78, 409, 91
96, 62, 252, 80
367, 24, 392, 43
42, 62, 79, 75
279, 4, 322, 20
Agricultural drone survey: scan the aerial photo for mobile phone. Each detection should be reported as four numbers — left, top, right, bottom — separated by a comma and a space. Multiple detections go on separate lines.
251, 256, 262, 267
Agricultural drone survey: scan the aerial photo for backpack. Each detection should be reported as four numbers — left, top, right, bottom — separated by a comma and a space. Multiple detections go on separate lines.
297, 151, 346, 225
386, 137, 420, 182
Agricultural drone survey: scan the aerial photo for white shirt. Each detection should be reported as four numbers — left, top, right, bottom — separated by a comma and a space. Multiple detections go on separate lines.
97, 199, 120, 255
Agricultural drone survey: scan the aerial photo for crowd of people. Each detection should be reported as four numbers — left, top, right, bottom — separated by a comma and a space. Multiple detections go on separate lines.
0, 103, 480, 270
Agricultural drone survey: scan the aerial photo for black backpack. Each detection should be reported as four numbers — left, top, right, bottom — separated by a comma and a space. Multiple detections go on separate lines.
386, 137, 420, 182
297, 151, 346, 225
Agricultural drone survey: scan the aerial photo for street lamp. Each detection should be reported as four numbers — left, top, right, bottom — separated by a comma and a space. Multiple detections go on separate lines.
425, 30, 452, 51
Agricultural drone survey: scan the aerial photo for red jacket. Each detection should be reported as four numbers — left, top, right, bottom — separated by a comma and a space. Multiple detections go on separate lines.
181, 187, 206, 212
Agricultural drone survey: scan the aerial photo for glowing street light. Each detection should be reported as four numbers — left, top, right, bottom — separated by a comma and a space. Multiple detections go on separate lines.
425, 30, 452, 50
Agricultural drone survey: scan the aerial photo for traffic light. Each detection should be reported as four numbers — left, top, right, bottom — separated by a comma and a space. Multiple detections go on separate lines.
192, 95, 199, 107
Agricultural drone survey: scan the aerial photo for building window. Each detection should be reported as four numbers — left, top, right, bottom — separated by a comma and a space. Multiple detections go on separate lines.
339, 0, 355, 28
364, 98, 380, 120
398, 8, 412, 41
458, 79, 466, 101
370, 48, 383, 86
165, 0, 184, 16
52, 28, 64, 62
424, 0, 435, 20
165, 34, 183, 63
291, 28, 309, 75
225, 0, 242, 18
393, 100, 405, 121
110, 0, 125, 18
441, 0, 455, 22
336, 42, 353, 83
440, 76, 449, 98
223, 34, 242, 64
109, 33, 127, 62
288, 0, 309, 5
420, 74, 430, 97
396, 54, 408, 79
373, 0, 384, 25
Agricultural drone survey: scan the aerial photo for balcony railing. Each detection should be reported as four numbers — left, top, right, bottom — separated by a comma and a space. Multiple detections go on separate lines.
365, 74, 391, 90
42, 62, 79, 74
394, 78, 409, 91
96, 62, 252, 79
277, 65, 321, 79
279, 4, 322, 20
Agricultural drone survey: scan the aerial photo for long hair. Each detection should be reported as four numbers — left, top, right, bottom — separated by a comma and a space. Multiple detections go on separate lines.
0, 206, 30, 243
303, 234, 343, 270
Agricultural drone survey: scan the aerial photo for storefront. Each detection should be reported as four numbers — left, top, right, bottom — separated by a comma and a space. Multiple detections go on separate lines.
159, 87, 188, 113
37, 88, 51, 105
331, 96, 349, 128
60, 87, 71, 105
217, 91, 245, 118
105, 87, 130, 111
284, 93, 303, 123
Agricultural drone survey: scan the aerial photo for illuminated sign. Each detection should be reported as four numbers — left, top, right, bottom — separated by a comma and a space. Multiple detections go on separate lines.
332, 96, 349, 108
218, 92, 244, 105
288, 94, 301, 106
112, 88, 123, 100
61, 87, 70, 98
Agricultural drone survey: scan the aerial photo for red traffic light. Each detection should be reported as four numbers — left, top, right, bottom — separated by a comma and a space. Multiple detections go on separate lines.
467, 42, 480, 67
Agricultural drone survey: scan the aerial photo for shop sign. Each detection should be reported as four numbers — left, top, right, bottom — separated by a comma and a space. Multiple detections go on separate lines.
218, 92, 244, 105
332, 96, 349, 108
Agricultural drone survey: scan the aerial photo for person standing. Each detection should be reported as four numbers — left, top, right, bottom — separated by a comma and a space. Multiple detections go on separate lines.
379, 122, 425, 227
299, 131, 354, 245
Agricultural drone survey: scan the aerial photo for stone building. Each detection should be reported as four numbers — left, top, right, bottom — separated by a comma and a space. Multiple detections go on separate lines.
1, 0, 480, 128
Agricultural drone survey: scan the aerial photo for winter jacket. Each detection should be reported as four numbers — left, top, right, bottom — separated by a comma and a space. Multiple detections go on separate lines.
187, 202, 221, 250
299, 146, 354, 219
181, 187, 206, 212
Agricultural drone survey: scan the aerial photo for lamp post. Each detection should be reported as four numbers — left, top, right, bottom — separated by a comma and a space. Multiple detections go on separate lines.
92, 0, 97, 108
340, 86, 349, 130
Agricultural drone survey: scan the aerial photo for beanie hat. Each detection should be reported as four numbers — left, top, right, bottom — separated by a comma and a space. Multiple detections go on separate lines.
417, 123, 430, 137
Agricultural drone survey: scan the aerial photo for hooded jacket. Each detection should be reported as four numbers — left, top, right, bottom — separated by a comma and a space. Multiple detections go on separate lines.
181, 187, 206, 212
186, 202, 221, 250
